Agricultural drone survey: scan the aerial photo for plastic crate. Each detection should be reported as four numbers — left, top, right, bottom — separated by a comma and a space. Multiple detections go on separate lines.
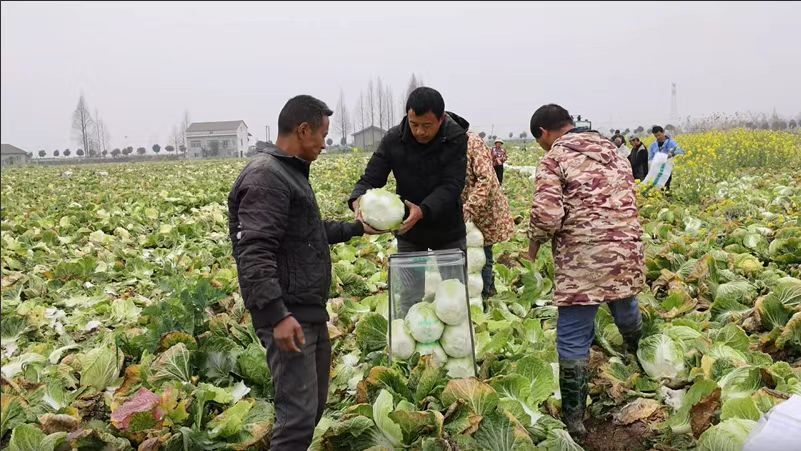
387, 249, 477, 377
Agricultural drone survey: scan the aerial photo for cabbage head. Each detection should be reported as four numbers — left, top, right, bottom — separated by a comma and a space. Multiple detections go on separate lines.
467, 248, 486, 274
434, 279, 468, 325
637, 334, 687, 385
405, 302, 444, 343
441, 321, 473, 358
360, 188, 405, 231
390, 319, 416, 360
445, 357, 475, 378
466, 222, 484, 247
416, 342, 448, 367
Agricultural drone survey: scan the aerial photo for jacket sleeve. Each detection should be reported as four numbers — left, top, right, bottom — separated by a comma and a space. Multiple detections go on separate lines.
420, 134, 468, 221
462, 137, 494, 223
324, 220, 365, 244
235, 180, 291, 325
669, 140, 685, 156
648, 142, 657, 161
349, 136, 392, 209
528, 154, 565, 244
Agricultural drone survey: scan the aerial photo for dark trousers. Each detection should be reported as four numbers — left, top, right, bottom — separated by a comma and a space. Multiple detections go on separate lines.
395, 236, 467, 316
257, 322, 331, 451
481, 245, 494, 296
665, 174, 673, 191
494, 165, 504, 185
556, 297, 642, 360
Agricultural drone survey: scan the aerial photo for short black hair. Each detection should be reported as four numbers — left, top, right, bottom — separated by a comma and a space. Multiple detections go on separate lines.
615, 129, 621, 134
529, 104, 575, 138
405, 87, 445, 118
278, 95, 333, 136
651, 125, 665, 134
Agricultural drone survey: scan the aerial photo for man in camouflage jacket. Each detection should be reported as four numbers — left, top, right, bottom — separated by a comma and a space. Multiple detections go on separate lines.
448, 112, 514, 299
528, 104, 644, 439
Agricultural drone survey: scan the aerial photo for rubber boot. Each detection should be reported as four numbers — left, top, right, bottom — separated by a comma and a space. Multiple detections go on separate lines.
621, 328, 642, 358
559, 359, 589, 439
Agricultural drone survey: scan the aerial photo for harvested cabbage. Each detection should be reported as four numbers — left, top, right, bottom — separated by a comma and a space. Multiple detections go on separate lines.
468, 273, 483, 298
390, 319, 415, 360
434, 279, 468, 325
467, 247, 486, 274
441, 321, 473, 358
445, 357, 474, 378
415, 342, 448, 367
405, 302, 444, 343
360, 188, 405, 231
466, 222, 484, 247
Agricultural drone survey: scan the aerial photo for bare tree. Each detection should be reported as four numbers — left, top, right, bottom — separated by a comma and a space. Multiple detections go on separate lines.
367, 80, 376, 126
181, 110, 191, 149
386, 86, 396, 128
72, 94, 95, 158
171, 125, 182, 151
376, 78, 385, 130
335, 89, 352, 145
406, 73, 423, 101
354, 92, 366, 133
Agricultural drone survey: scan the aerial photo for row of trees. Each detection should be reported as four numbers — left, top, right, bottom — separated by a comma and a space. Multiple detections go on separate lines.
67, 93, 193, 159
37, 144, 185, 159
331, 73, 424, 145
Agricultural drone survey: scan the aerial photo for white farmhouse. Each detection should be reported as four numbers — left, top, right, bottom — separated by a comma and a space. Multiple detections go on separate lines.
185, 121, 249, 159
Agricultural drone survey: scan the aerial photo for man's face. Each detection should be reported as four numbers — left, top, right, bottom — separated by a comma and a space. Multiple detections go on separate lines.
407, 110, 443, 144
298, 116, 329, 162
654, 131, 666, 143
494, 142, 503, 149
614, 137, 623, 147
630, 138, 641, 147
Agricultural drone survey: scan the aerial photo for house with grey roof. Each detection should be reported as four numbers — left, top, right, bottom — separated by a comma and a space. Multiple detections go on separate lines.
352, 125, 386, 152
1, 144, 31, 168
185, 120, 249, 159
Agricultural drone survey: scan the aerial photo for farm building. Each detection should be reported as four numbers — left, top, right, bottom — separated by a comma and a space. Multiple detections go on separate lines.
185, 121, 250, 159
352, 126, 386, 152
1, 144, 31, 168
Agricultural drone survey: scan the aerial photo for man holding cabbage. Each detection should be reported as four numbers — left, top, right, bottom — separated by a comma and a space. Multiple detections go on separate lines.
527, 104, 645, 440
228, 95, 381, 450
349, 87, 469, 312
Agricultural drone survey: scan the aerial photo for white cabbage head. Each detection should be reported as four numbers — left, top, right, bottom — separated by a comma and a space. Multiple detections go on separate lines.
405, 302, 445, 343
360, 188, 405, 231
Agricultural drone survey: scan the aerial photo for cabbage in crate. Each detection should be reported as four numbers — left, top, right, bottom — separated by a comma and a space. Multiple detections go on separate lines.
415, 341, 448, 367
404, 302, 444, 343
434, 279, 468, 325
390, 319, 416, 360
359, 188, 405, 231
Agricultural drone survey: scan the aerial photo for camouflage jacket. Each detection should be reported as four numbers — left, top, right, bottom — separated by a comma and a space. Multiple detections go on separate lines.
528, 131, 644, 306
462, 133, 514, 245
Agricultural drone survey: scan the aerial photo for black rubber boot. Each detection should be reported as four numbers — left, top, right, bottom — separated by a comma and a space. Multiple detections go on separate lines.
559, 359, 589, 439
621, 328, 642, 356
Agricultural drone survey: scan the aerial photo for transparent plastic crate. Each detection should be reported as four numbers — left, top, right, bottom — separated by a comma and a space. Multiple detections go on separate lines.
387, 249, 477, 377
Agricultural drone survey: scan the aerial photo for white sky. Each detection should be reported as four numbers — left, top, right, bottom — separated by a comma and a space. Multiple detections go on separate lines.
2, 1, 800, 152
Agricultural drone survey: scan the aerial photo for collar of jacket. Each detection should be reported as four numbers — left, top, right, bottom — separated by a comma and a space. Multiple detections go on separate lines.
399, 114, 465, 145
260, 144, 311, 178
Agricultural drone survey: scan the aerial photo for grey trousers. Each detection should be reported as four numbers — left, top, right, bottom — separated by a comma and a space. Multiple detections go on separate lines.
257, 322, 331, 451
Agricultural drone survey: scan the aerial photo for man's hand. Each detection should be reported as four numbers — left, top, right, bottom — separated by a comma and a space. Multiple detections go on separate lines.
398, 200, 423, 235
359, 220, 383, 235
668, 151, 675, 158
527, 240, 540, 261
274, 315, 304, 353
352, 197, 363, 221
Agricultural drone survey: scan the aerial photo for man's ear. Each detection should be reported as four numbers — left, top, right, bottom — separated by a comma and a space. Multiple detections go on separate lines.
297, 122, 310, 138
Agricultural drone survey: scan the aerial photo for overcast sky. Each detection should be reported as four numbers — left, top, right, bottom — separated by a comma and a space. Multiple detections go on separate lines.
2, 1, 800, 152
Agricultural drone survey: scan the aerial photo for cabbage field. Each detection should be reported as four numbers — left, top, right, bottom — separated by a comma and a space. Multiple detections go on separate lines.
1, 129, 800, 450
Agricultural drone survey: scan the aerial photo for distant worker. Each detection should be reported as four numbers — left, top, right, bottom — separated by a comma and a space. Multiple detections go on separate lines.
648, 126, 685, 191
611, 129, 624, 143
627, 136, 649, 181
491, 138, 508, 184
613, 136, 630, 159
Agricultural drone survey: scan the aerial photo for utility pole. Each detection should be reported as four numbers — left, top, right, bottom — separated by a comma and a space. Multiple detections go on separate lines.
265, 125, 271, 143
670, 82, 678, 123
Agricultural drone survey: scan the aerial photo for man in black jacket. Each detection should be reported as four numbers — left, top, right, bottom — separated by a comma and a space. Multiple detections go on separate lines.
349, 87, 468, 312
228, 95, 379, 450
627, 136, 649, 181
